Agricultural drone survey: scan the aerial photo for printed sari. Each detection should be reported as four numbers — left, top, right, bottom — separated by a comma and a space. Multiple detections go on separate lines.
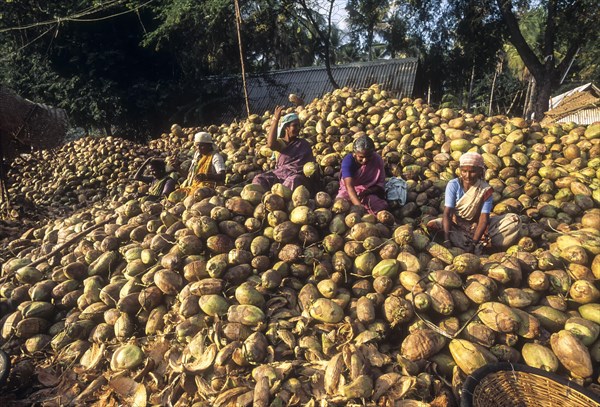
336, 153, 388, 214
253, 138, 315, 191
181, 152, 219, 195
148, 176, 172, 197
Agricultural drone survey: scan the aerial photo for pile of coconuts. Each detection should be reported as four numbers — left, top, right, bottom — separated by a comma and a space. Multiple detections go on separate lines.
0, 84, 598, 406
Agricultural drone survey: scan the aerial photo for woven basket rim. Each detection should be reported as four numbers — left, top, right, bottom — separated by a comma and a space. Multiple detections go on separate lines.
459, 362, 600, 407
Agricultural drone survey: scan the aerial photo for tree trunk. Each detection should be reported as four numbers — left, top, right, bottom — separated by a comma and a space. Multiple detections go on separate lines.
532, 77, 553, 121
427, 83, 431, 105
367, 24, 374, 61
526, 78, 536, 120
488, 70, 498, 116
496, 0, 581, 122
466, 64, 475, 112
297, 0, 339, 89
507, 89, 521, 115
234, 0, 250, 117
522, 77, 532, 117
323, 42, 339, 89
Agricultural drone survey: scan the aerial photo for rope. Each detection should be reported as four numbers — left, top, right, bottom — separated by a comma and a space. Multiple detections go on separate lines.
0, 25, 57, 61
0, 0, 154, 33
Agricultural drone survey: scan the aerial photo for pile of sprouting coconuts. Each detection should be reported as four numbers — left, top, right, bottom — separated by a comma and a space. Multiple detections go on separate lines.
0, 84, 599, 406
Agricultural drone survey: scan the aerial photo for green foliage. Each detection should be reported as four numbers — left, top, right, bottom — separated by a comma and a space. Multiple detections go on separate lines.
0, 0, 596, 138
345, 0, 390, 60
0, 0, 176, 140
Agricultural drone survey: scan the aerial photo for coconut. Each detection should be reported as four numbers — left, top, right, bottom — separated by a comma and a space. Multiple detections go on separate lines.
449, 339, 498, 375
401, 329, 446, 361
289, 206, 315, 225
550, 330, 593, 378
353, 252, 378, 276
569, 280, 600, 304
291, 185, 310, 207
522, 343, 559, 372
110, 344, 144, 371
451, 253, 481, 274
309, 298, 344, 323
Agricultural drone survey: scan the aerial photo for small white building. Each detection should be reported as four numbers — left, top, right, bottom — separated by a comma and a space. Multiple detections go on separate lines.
542, 83, 600, 125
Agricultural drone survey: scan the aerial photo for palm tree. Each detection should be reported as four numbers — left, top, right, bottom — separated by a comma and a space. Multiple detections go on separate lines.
345, 0, 391, 61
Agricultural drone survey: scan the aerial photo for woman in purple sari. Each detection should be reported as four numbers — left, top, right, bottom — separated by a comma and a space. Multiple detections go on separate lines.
252, 106, 315, 191
337, 136, 388, 214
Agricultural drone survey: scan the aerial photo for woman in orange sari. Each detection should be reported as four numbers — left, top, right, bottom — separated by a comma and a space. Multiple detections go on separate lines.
182, 132, 225, 192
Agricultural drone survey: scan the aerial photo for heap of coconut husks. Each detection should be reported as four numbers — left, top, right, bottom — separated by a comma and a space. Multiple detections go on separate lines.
0, 84, 599, 406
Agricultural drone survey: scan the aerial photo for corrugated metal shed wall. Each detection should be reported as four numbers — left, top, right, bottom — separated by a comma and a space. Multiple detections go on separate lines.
206, 58, 420, 124
556, 108, 600, 125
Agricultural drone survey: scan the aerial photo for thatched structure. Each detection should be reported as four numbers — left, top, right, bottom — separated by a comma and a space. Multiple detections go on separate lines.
0, 85, 69, 207
0, 86, 69, 160
542, 83, 600, 125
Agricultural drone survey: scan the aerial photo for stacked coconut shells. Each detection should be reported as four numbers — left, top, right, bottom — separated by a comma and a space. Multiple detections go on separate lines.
0, 84, 599, 406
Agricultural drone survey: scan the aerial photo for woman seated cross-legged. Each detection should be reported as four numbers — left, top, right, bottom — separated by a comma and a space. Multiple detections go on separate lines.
427, 152, 521, 254
336, 135, 389, 215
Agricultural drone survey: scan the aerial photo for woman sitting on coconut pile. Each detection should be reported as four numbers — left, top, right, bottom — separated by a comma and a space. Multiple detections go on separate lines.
427, 152, 521, 254
336, 135, 389, 215
133, 157, 177, 199
181, 132, 226, 192
252, 106, 316, 191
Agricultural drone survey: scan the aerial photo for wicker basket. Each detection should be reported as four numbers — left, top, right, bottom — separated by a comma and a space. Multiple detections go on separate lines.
460, 363, 600, 407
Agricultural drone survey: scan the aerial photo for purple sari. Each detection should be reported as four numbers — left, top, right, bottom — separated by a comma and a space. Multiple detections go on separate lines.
337, 153, 388, 214
253, 138, 315, 190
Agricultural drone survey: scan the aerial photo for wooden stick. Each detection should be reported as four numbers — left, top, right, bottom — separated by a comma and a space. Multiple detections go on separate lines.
0, 215, 117, 283
234, 0, 250, 117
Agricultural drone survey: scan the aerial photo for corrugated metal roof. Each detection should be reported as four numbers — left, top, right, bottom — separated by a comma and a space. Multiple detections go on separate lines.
203, 59, 421, 124
556, 108, 600, 125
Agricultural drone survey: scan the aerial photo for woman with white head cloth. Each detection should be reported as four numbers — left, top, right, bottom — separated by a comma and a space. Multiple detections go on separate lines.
428, 152, 520, 254
181, 131, 226, 190
252, 105, 315, 191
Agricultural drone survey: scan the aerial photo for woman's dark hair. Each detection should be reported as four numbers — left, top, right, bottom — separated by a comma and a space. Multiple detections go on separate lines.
353, 135, 375, 154
149, 159, 166, 175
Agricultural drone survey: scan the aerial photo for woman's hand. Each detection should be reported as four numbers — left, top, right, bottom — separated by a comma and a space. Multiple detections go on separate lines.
267, 106, 285, 150
357, 188, 370, 199
273, 105, 284, 119
343, 177, 362, 206
194, 174, 207, 182
357, 186, 383, 199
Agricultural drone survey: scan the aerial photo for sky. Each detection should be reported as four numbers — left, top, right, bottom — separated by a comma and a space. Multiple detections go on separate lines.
328, 0, 349, 30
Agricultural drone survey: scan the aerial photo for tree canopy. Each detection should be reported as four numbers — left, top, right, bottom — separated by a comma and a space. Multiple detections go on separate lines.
0, 0, 597, 139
